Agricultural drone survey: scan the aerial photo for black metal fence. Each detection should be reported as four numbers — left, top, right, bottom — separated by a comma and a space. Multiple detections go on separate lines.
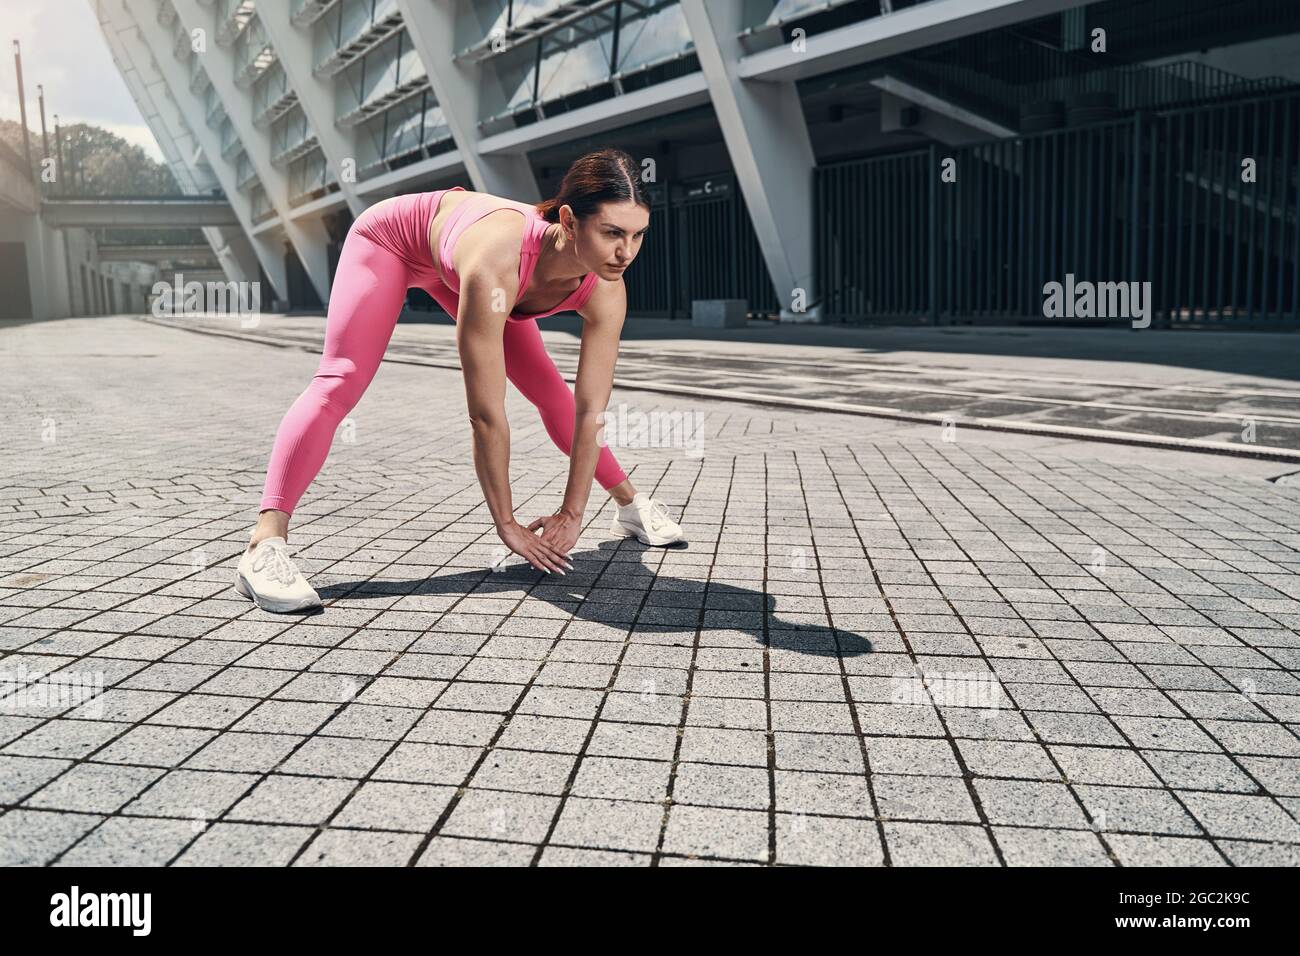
816, 87, 1300, 326
626, 173, 777, 319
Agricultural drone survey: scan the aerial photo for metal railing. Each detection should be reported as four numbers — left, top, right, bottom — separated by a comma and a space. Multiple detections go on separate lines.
625, 173, 777, 318
814, 87, 1300, 327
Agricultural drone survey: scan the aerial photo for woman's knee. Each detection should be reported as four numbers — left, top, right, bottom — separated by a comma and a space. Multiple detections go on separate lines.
310, 356, 372, 414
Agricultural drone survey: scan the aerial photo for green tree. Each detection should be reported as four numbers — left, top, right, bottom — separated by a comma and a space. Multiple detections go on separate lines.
0, 118, 183, 196
0, 119, 205, 245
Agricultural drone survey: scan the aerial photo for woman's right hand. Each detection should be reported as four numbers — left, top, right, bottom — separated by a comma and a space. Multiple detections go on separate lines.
497, 520, 575, 575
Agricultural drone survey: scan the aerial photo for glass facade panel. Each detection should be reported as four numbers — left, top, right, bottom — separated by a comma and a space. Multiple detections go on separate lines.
289, 148, 328, 202
338, 0, 374, 49
251, 183, 272, 220
362, 33, 401, 104
233, 15, 271, 76
384, 94, 424, 159
253, 59, 289, 118
535, 29, 614, 103
485, 1, 695, 121
615, 2, 694, 74
271, 104, 313, 159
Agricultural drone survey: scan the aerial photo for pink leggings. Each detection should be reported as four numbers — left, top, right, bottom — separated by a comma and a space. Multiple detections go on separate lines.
258, 190, 629, 517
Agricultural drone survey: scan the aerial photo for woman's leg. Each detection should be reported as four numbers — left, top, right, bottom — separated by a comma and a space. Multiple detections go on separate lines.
251, 228, 411, 545
499, 317, 635, 504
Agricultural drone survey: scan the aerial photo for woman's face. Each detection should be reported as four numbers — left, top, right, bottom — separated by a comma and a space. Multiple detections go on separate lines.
563, 200, 650, 281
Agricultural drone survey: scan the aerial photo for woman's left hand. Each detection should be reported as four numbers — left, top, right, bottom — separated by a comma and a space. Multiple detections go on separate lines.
527, 512, 580, 567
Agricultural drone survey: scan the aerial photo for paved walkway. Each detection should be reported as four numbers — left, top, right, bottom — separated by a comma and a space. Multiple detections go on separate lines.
1, 315, 1298, 866
141, 311, 1300, 461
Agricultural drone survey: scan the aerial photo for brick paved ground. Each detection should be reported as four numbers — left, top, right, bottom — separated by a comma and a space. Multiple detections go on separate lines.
1, 316, 1298, 866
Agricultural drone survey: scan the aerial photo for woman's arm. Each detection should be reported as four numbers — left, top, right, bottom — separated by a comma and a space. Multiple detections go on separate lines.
456, 247, 570, 574
559, 277, 627, 520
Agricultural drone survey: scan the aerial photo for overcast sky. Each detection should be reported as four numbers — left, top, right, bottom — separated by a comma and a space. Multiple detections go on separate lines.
0, 0, 163, 160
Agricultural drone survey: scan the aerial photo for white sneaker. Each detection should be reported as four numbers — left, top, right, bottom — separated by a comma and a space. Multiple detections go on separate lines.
610, 493, 687, 546
234, 536, 323, 613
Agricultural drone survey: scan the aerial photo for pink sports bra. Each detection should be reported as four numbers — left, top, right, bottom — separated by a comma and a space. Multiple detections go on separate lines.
436, 186, 600, 321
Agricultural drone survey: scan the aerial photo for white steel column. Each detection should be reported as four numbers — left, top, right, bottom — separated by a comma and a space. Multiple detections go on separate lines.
680, 0, 820, 322
171, 0, 332, 303
95, 0, 260, 288
394, 0, 539, 200
112, 0, 290, 298
256, 3, 366, 217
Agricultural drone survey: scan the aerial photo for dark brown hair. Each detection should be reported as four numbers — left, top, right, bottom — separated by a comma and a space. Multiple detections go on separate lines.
535, 148, 650, 224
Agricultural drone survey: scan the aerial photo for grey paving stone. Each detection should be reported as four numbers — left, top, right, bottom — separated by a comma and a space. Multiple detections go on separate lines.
182, 731, 304, 773
680, 726, 769, 767
864, 736, 960, 776
1202, 720, 1300, 757
318, 703, 424, 741
570, 756, 671, 803
1238, 756, 1300, 797
143, 693, 260, 730
495, 714, 592, 754
230, 700, 338, 736
855, 703, 945, 737
662, 804, 769, 862
1049, 745, 1162, 787
883, 822, 1000, 866
550, 796, 665, 853
874, 773, 980, 823
406, 709, 502, 747
1179, 791, 1300, 842
415, 836, 536, 866
516, 685, 604, 720
1217, 839, 1300, 866
23, 762, 164, 814
587, 721, 678, 761
121, 768, 259, 822
53, 815, 198, 866
91, 724, 217, 767
331, 781, 456, 831
1072, 784, 1202, 835
280, 736, 393, 779
440, 790, 561, 844
1112, 715, 1223, 752
776, 812, 884, 866
370, 741, 481, 785
1143, 751, 1259, 793
1023, 711, 1128, 747
468, 748, 578, 796
538, 845, 651, 866
1106, 834, 1226, 866
434, 681, 525, 714
0, 754, 73, 803
0, 809, 105, 865
943, 706, 1037, 741
774, 769, 873, 817
173, 822, 313, 866
974, 779, 1090, 829
674, 762, 770, 810
957, 739, 1061, 780
686, 696, 764, 730
225, 773, 356, 826
2, 719, 124, 759
293, 828, 423, 866
993, 826, 1113, 866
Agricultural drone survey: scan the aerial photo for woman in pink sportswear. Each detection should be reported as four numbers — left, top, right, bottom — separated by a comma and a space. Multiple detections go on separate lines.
236, 149, 685, 613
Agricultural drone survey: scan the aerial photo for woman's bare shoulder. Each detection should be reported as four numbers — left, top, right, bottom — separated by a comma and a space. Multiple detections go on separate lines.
578, 273, 626, 320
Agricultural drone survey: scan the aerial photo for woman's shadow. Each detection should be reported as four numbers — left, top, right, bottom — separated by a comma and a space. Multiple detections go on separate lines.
313, 540, 874, 658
